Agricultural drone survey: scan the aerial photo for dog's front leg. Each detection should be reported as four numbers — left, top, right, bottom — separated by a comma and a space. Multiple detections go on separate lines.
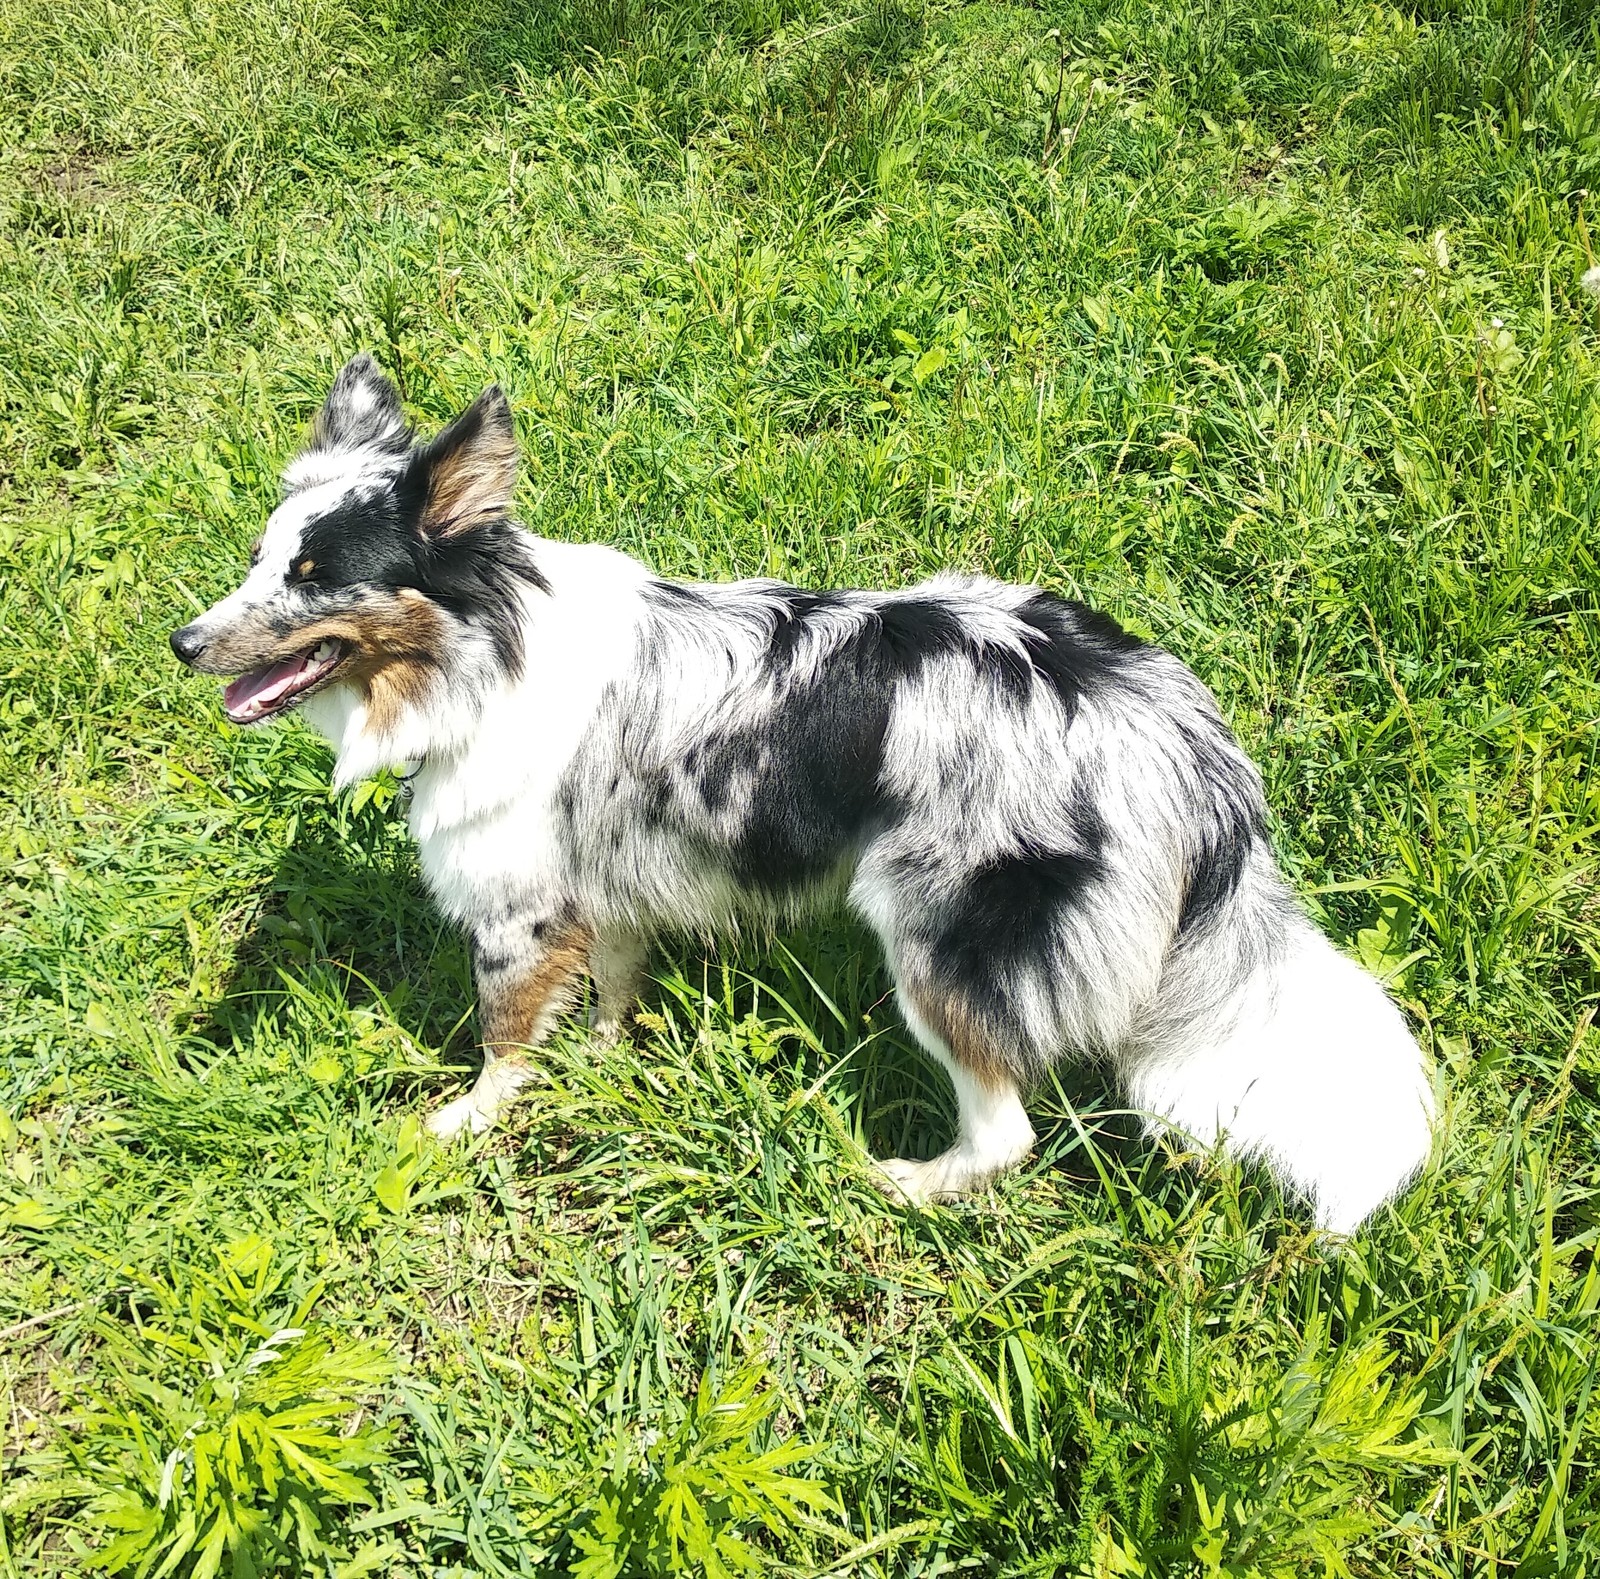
425, 914, 595, 1141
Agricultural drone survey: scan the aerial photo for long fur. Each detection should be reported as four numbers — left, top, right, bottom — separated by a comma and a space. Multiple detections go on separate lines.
172, 357, 1436, 1232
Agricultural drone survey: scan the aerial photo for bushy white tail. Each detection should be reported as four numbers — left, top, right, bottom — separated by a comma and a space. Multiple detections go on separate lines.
1131, 916, 1435, 1233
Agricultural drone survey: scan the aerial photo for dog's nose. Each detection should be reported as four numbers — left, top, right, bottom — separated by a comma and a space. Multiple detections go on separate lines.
170, 624, 207, 665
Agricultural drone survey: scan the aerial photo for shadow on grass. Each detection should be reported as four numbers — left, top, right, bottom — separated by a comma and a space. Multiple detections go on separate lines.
627, 915, 1138, 1192
184, 807, 471, 1082
181, 800, 1142, 1208
372, 0, 933, 202
382, 0, 926, 86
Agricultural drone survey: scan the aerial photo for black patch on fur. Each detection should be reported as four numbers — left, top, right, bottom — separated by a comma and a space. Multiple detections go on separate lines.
1003, 592, 1264, 946
288, 463, 547, 676
641, 579, 700, 605
294, 489, 417, 596
1013, 593, 1146, 716
411, 516, 548, 677
1175, 717, 1268, 938
471, 910, 571, 979
683, 591, 901, 892
919, 811, 1109, 1045
634, 584, 1022, 894
627, 583, 1151, 899
877, 596, 1037, 694
473, 945, 518, 976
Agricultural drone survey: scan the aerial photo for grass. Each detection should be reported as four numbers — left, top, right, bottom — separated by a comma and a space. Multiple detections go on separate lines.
0, 0, 1598, 1570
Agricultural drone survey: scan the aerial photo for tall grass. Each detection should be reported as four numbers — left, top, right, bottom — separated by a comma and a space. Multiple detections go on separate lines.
1, 0, 1597, 1571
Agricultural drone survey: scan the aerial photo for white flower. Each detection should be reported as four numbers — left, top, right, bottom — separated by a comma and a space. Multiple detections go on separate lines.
1583, 265, 1600, 298
1490, 316, 1504, 328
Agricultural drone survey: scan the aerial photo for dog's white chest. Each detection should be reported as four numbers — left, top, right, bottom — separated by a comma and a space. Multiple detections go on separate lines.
403, 538, 647, 925
404, 687, 608, 923
411, 799, 557, 924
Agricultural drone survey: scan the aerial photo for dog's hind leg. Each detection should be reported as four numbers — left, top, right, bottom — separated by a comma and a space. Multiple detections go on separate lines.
587, 929, 649, 1044
874, 982, 1036, 1205
426, 917, 595, 1141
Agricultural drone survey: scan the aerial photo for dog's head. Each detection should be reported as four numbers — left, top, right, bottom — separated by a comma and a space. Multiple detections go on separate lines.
171, 354, 540, 727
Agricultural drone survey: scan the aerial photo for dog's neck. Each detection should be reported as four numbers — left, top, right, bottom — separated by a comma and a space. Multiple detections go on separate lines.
298, 623, 504, 794
303, 535, 651, 840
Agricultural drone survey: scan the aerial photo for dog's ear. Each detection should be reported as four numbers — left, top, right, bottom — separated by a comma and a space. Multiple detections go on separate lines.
308, 353, 409, 455
414, 386, 517, 541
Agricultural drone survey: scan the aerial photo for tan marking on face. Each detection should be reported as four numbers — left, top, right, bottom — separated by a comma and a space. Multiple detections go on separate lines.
189, 587, 450, 725
423, 422, 516, 539
478, 923, 595, 1052
296, 558, 316, 578
338, 589, 449, 735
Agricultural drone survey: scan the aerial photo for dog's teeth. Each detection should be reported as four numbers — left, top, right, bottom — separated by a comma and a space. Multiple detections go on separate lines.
313, 641, 335, 663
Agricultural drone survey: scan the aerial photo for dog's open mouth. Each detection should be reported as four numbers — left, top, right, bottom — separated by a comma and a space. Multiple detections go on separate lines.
223, 639, 347, 724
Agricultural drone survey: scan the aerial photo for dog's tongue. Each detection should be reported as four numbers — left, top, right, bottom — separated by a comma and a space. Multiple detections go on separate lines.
224, 656, 309, 720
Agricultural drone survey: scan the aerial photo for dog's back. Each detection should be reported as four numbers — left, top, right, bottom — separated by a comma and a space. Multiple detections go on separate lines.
548, 566, 1434, 1227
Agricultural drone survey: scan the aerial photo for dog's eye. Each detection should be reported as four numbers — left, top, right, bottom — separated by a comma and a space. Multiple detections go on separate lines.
295, 559, 317, 580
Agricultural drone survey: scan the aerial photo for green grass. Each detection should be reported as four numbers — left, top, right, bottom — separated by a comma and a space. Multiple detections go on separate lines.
1, 0, 1598, 1570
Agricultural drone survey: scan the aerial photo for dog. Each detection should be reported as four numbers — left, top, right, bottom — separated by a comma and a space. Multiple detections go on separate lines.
170, 354, 1435, 1231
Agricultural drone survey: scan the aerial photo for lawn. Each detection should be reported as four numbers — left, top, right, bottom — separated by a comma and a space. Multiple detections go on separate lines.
1, 0, 1598, 1571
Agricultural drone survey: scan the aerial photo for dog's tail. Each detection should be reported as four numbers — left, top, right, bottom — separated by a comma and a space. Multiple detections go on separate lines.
1127, 846, 1436, 1233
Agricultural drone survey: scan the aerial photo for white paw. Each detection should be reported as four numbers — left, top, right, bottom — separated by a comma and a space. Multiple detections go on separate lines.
874, 1156, 945, 1206
874, 1144, 1026, 1205
424, 1094, 496, 1142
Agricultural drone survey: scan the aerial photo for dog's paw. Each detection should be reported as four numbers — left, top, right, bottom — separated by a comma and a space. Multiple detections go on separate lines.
874, 1149, 1006, 1205
424, 1094, 496, 1142
587, 1015, 627, 1047
587, 1004, 644, 1048
873, 1156, 940, 1206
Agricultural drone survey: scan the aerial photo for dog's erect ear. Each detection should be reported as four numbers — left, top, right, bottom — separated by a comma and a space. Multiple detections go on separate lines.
414, 386, 517, 540
308, 353, 409, 456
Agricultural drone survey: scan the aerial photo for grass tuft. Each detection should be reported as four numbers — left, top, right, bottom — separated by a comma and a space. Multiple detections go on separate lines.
2, 0, 1598, 1571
